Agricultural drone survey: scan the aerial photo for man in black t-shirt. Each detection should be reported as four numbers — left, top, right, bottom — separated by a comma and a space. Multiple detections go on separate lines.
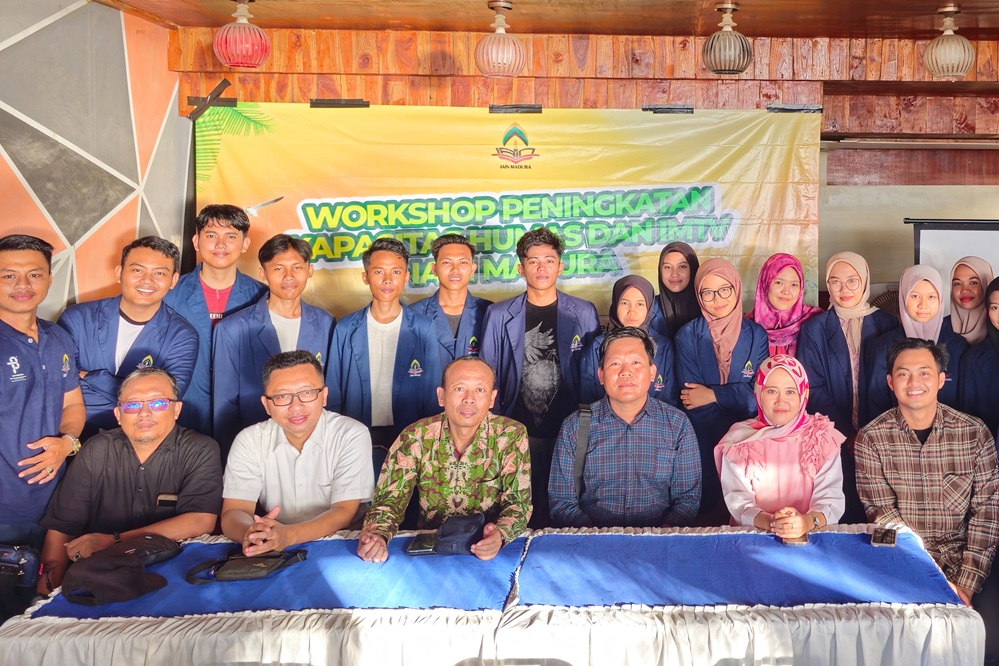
480, 229, 600, 526
38, 367, 222, 593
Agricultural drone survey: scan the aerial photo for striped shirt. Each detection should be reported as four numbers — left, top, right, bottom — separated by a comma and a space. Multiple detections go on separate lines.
549, 397, 701, 528
855, 404, 999, 592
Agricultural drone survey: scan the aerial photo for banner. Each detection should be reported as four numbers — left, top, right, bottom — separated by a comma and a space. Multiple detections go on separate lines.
196, 104, 820, 317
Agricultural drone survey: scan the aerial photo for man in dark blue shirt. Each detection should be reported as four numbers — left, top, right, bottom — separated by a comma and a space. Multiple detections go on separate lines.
0, 234, 85, 621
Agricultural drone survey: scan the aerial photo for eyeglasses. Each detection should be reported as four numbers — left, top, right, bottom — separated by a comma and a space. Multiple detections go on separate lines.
699, 286, 735, 302
265, 388, 324, 406
118, 399, 175, 414
827, 278, 861, 292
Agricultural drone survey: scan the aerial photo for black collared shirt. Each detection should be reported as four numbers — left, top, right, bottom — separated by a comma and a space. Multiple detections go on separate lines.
41, 426, 223, 537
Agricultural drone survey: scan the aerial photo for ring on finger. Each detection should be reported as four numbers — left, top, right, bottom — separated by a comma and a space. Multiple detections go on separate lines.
45, 467, 54, 474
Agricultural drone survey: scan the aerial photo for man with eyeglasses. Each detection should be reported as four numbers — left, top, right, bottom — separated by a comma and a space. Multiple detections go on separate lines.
222, 351, 373, 556
38, 366, 222, 593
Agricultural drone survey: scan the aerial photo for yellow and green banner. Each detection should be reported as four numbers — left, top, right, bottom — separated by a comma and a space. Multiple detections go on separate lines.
196, 104, 820, 316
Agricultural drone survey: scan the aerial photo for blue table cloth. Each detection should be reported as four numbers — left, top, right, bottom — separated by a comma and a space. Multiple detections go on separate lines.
34, 536, 526, 620
515, 531, 960, 608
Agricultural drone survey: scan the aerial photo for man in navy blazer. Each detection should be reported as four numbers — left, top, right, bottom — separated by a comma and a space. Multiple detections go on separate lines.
409, 234, 492, 368
325, 237, 442, 475
164, 205, 267, 437
480, 228, 600, 526
58, 236, 197, 440
212, 234, 335, 459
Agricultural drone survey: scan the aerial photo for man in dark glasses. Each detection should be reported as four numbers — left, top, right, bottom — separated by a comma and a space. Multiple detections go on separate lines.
37, 367, 222, 593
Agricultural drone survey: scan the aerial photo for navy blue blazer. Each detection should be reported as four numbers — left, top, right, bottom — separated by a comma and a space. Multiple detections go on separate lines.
798, 308, 897, 438
58, 296, 198, 435
324, 303, 443, 439
859, 317, 968, 427
409, 290, 493, 368
674, 316, 770, 452
958, 341, 999, 435
480, 291, 600, 418
578, 328, 679, 407
212, 295, 335, 450
163, 267, 267, 436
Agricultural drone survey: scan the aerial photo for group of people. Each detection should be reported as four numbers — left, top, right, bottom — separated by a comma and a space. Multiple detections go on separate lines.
1, 205, 997, 661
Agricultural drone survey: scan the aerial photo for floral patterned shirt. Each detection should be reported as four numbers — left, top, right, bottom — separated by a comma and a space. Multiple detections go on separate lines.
363, 412, 532, 543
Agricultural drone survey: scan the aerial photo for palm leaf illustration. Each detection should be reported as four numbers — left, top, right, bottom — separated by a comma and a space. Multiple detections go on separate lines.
195, 103, 275, 193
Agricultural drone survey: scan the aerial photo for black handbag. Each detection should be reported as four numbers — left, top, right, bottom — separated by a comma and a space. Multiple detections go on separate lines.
435, 514, 486, 556
185, 547, 307, 584
101, 534, 182, 566
0, 545, 40, 588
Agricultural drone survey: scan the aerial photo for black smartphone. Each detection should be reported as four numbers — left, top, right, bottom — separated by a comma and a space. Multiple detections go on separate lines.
406, 532, 438, 556
871, 527, 897, 547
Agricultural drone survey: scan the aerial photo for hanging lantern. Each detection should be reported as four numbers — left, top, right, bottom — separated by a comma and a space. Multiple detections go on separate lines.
924, 7, 975, 80
213, 0, 271, 69
702, 2, 753, 76
474, 0, 527, 78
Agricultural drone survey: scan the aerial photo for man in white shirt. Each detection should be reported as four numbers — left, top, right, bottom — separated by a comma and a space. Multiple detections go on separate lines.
221, 351, 373, 556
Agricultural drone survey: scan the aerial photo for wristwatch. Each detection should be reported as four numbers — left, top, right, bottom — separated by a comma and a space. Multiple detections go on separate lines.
62, 433, 82, 457
811, 514, 821, 532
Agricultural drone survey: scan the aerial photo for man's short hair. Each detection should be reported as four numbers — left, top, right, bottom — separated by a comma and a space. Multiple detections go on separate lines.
886, 337, 949, 375
599, 327, 657, 368
262, 350, 323, 389
0, 234, 54, 269
441, 355, 496, 388
195, 204, 250, 234
516, 228, 565, 261
258, 234, 312, 266
431, 234, 474, 260
121, 236, 181, 274
118, 366, 180, 401
362, 237, 409, 269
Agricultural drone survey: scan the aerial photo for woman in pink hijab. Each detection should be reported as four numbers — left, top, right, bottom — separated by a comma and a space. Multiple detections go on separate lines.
715, 355, 845, 538
749, 253, 822, 357
948, 256, 994, 345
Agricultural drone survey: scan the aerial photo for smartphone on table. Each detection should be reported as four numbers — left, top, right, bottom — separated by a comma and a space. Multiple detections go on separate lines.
406, 532, 438, 556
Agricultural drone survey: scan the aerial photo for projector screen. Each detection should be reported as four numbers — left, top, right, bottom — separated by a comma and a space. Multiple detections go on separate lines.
907, 218, 999, 317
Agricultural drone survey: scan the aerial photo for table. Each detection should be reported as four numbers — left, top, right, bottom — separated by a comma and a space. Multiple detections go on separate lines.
0, 525, 983, 665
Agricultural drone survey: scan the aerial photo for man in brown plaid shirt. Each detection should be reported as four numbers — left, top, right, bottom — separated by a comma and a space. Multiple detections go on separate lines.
856, 337, 999, 664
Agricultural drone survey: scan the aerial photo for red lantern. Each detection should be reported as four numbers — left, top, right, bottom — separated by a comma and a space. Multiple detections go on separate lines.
213, 0, 270, 69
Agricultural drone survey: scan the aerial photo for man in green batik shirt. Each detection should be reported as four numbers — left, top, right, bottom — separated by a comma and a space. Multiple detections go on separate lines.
356, 356, 532, 562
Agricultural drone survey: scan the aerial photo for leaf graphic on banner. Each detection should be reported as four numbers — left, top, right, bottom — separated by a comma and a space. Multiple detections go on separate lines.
194, 104, 275, 193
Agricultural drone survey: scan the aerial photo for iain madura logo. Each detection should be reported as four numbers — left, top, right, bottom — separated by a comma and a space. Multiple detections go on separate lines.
408, 359, 424, 377
493, 124, 537, 169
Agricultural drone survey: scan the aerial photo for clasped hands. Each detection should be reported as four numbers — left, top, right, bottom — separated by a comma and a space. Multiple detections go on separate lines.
241, 506, 289, 556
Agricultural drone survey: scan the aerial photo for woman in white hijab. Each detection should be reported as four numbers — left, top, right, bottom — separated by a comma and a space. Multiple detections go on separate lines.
797, 252, 897, 523
860, 264, 969, 426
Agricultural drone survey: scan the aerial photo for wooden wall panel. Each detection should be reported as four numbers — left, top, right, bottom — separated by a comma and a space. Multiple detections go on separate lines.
174, 26, 999, 139
827, 150, 999, 186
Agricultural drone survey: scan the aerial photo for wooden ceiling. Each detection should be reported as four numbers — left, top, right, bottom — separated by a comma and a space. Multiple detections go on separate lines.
98, 0, 999, 40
